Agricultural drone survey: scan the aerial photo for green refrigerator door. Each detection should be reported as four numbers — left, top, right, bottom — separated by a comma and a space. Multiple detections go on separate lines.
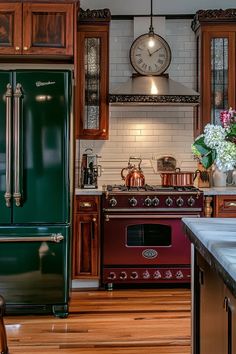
0, 71, 12, 224
12, 71, 71, 224
0, 225, 70, 317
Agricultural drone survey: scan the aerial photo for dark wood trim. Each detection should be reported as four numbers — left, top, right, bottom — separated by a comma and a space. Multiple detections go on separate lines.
111, 14, 195, 20
3, 0, 78, 2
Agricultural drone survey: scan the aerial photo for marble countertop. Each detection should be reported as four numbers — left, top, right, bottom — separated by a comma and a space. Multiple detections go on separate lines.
75, 187, 103, 195
201, 187, 236, 195
182, 217, 236, 297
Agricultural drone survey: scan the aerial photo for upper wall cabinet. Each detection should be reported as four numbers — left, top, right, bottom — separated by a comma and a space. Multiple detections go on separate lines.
76, 8, 111, 140
0, 1, 78, 58
192, 9, 236, 137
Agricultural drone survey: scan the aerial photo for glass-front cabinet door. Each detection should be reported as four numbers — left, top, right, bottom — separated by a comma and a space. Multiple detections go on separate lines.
192, 10, 236, 137
76, 10, 111, 140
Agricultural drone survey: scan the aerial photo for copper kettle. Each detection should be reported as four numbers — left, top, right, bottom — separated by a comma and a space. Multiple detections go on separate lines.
121, 157, 145, 187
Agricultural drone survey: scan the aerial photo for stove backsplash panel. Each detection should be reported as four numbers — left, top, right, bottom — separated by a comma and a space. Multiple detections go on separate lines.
75, 106, 197, 187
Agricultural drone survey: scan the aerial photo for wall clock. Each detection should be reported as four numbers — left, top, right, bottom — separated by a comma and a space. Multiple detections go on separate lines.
129, 33, 172, 76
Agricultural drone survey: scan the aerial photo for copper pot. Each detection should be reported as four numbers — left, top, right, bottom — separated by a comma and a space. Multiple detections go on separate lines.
121, 158, 145, 187
160, 168, 198, 187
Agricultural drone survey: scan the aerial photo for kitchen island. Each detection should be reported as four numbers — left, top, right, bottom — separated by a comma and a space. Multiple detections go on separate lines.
182, 217, 236, 354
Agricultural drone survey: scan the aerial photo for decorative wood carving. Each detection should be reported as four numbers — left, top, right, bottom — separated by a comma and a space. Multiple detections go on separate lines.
79, 8, 111, 23
192, 8, 236, 31
109, 94, 200, 105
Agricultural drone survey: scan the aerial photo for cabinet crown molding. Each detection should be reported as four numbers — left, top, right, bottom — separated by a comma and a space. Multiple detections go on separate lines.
192, 8, 236, 31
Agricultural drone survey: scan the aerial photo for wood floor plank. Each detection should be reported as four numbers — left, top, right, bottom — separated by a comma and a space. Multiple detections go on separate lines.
4, 288, 191, 353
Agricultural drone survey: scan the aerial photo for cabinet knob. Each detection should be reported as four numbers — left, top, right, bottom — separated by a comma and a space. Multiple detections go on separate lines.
102, 129, 106, 133
92, 218, 96, 222
15, 46, 20, 51
23, 46, 28, 51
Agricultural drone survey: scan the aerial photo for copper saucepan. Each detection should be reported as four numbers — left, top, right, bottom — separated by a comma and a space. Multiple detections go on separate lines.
160, 168, 199, 187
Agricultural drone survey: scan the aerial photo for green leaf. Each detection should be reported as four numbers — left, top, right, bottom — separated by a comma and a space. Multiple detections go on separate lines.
227, 123, 236, 137
193, 136, 212, 156
201, 150, 216, 169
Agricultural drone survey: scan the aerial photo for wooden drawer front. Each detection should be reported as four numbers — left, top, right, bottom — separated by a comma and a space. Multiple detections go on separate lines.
214, 195, 236, 217
74, 196, 99, 213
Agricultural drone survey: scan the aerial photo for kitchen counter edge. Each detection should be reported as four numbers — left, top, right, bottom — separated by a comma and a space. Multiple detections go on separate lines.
75, 188, 103, 195
182, 217, 236, 298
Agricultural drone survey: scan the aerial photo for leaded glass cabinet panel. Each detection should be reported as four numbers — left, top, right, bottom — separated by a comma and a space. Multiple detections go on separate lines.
84, 37, 100, 130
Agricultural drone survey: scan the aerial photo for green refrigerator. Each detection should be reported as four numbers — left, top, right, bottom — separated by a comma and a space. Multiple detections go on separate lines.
0, 70, 72, 317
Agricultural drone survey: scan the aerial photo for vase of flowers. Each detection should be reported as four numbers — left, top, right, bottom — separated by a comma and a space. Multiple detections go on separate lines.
192, 108, 236, 187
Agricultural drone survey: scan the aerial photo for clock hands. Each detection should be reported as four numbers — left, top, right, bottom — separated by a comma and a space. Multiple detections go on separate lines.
147, 47, 162, 56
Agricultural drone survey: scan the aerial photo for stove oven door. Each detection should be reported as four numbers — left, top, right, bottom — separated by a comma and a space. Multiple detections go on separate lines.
103, 213, 199, 266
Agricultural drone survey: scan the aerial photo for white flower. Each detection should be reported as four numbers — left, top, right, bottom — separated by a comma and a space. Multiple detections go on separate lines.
215, 141, 236, 172
203, 124, 227, 149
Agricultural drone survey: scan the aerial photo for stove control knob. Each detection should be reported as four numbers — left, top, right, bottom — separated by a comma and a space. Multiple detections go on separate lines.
129, 197, 138, 207
153, 270, 162, 279
164, 270, 172, 279
143, 270, 150, 279
176, 270, 184, 279
130, 271, 138, 279
187, 196, 195, 207
152, 197, 159, 207
165, 196, 173, 207
176, 197, 184, 207
144, 197, 152, 207
109, 197, 117, 207
108, 272, 116, 280
119, 271, 127, 280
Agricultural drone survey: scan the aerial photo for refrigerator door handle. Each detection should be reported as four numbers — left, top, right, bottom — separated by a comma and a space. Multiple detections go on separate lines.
0, 233, 64, 243
13, 83, 23, 207
4, 84, 13, 208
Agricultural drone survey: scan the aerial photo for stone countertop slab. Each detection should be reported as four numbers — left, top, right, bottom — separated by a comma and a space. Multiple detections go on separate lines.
75, 188, 103, 195
201, 187, 236, 195
182, 217, 236, 297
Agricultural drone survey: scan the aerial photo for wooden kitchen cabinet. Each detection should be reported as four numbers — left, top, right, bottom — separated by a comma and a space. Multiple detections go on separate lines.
0, 1, 77, 57
75, 8, 111, 139
192, 9, 236, 137
214, 195, 236, 217
224, 287, 236, 353
72, 195, 100, 279
195, 251, 226, 354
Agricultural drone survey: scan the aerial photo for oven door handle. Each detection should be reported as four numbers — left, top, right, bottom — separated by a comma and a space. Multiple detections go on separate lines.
104, 214, 201, 221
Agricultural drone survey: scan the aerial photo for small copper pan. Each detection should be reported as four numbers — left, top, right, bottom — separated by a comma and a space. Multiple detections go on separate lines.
160, 168, 199, 187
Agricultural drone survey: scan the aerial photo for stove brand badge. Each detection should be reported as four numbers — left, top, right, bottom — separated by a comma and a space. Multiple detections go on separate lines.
36, 81, 56, 87
142, 249, 158, 259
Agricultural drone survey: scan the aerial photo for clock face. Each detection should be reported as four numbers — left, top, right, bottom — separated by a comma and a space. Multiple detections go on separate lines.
129, 33, 171, 75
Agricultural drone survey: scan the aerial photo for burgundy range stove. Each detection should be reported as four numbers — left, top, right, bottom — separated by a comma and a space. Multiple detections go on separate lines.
102, 184, 204, 290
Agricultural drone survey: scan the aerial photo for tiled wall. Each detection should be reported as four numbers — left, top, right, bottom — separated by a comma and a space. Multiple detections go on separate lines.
76, 18, 197, 187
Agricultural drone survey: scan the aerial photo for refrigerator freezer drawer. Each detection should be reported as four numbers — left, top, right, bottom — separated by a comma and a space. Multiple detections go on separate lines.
0, 225, 70, 317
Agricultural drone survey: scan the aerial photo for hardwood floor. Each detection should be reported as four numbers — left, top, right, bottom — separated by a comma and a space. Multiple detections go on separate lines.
4, 288, 191, 353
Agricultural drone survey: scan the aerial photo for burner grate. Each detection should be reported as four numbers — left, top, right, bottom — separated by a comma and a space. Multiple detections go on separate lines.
106, 184, 200, 193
